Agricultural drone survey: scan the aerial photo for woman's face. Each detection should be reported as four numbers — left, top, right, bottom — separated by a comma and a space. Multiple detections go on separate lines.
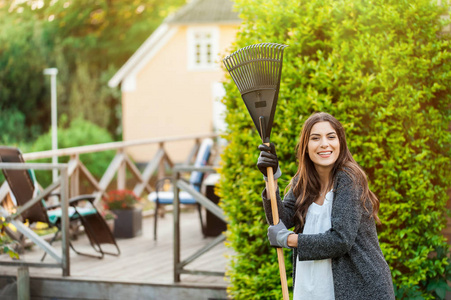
307, 121, 340, 173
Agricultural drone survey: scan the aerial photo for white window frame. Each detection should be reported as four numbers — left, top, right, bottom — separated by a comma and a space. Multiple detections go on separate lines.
211, 82, 227, 134
187, 26, 220, 71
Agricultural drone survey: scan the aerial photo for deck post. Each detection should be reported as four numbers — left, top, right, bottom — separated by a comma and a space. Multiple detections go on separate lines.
173, 171, 181, 282
117, 148, 126, 190
60, 166, 70, 276
70, 154, 80, 198
17, 266, 30, 300
158, 143, 166, 181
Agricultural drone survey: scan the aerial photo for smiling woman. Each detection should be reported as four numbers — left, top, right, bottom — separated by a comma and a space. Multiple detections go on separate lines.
257, 112, 395, 300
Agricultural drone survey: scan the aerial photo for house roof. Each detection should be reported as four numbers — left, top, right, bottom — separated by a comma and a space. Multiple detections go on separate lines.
167, 0, 240, 24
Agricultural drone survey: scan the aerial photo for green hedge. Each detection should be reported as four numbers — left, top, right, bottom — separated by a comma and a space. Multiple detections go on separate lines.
218, 0, 451, 299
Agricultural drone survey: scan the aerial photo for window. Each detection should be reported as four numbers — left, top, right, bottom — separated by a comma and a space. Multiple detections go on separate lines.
187, 27, 219, 70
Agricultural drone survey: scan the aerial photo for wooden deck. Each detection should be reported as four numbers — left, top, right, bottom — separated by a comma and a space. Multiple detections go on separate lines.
0, 208, 230, 299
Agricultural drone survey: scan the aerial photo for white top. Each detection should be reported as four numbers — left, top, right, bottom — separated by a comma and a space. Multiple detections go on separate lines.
293, 190, 335, 300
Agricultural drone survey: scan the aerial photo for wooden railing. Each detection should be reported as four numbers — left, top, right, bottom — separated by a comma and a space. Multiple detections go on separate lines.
19, 133, 219, 205
172, 165, 227, 282
0, 133, 221, 278
0, 162, 71, 276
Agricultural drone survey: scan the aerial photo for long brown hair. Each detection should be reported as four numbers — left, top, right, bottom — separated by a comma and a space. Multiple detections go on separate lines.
291, 112, 380, 233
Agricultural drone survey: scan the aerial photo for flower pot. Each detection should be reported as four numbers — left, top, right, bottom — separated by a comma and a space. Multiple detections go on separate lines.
112, 208, 142, 238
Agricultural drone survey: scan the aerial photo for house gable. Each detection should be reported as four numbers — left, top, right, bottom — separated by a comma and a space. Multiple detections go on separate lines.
109, 24, 179, 90
109, 0, 240, 90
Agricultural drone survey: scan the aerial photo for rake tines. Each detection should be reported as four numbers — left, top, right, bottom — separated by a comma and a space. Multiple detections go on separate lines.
223, 43, 288, 142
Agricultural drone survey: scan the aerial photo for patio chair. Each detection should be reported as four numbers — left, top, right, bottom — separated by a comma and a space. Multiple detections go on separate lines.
148, 138, 213, 240
0, 146, 120, 259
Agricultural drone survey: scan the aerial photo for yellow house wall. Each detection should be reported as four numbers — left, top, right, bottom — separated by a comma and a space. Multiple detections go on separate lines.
122, 24, 238, 163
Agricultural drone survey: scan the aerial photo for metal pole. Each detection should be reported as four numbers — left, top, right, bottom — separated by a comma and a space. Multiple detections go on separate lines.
43, 68, 59, 183
173, 171, 181, 282
60, 167, 70, 276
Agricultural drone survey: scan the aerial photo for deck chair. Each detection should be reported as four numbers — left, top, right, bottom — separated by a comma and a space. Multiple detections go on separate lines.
0, 146, 120, 259
148, 138, 213, 240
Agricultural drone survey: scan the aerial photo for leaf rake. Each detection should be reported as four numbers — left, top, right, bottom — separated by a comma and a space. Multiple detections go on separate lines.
223, 43, 289, 300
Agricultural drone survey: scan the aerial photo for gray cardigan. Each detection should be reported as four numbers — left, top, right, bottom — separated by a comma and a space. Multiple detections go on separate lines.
262, 170, 395, 300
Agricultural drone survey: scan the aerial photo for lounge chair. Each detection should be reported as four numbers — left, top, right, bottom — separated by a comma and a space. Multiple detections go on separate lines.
148, 138, 213, 240
0, 146, 120, 259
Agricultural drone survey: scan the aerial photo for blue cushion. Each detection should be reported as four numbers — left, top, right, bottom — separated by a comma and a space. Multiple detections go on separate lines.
189, 139, 213, 186
148, 191, 196, 205
47, 206, 97, 225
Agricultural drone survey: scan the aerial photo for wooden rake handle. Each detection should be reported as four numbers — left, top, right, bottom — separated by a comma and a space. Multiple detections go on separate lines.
266, 163, 290, 300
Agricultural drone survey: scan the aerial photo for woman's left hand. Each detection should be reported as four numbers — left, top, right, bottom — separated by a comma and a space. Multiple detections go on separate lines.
267, 221, 295, 248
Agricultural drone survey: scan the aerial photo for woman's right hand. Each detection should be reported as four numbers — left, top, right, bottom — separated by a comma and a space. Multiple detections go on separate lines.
257, 143, 280, 179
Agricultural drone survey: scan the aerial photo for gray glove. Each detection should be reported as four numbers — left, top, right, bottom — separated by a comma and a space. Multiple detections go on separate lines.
267, 221, 294, 248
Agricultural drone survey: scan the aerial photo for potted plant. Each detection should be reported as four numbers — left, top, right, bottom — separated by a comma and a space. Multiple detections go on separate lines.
103, 190, 142, 238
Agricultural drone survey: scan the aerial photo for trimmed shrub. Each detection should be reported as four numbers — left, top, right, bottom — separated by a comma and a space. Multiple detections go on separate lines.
31, 118, 115, 189
218, 0, 451, 299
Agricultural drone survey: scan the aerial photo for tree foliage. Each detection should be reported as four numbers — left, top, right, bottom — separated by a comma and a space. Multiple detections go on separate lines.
0, 9, 48, 142
218, 0, 451, 299
0, 0, 185, 143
